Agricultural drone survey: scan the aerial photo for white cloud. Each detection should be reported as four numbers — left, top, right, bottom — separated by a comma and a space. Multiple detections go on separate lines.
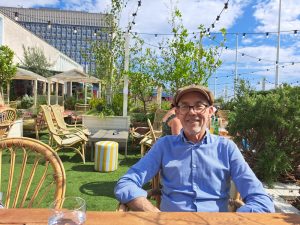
253, 0, 300, 32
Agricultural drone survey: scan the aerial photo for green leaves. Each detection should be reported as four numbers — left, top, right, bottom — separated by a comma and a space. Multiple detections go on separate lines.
0, 45, 17, 91
22, 45, 52, 77
227, 81, 300, 185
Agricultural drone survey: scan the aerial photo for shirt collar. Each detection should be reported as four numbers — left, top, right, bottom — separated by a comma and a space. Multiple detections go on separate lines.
179, 128, 212, 144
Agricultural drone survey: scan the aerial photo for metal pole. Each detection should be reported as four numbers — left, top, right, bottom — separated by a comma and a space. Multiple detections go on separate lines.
262, 77, 266, 91
214, 77, 217, 98
234, 33, 238, 97
275, 0, 282, 88
123, 32, 130, 116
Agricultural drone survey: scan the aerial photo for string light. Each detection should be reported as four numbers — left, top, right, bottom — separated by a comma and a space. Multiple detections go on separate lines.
266, 32, 269, 38
94, 29, 97, 36
47, 20, 51, 29
294, 30, 298, 36
14, 12, 19, 21
73, 27, 77, 34
242, 33, 246, 38
127, 0, 142, 32
224, 2, 228, 11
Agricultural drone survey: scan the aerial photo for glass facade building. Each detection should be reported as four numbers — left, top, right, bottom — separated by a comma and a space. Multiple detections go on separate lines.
0, 6, 111, 74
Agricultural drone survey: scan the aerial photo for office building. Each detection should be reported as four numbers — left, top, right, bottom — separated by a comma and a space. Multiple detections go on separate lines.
0, 6, 111, 74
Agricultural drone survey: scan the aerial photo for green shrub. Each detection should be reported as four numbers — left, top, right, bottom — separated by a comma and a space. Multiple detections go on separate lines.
161, 100, 172, 110
112, 94, 123, 116
19, 95, 34, 109
227, 81, 300, 185
89, 97, 105, 111
64, 96, 76, 110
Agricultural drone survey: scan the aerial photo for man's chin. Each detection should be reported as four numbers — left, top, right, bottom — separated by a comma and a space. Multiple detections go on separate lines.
186, 128, 202, 136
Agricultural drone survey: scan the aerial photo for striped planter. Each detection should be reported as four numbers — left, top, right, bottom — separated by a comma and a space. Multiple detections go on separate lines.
94, 141, 118, 172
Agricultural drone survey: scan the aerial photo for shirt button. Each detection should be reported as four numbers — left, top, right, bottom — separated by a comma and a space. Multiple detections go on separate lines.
192, 164, 196, 168
193, 185, 197, 189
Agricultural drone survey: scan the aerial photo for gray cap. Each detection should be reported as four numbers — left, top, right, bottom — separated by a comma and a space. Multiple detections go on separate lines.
173, 84, 214, 106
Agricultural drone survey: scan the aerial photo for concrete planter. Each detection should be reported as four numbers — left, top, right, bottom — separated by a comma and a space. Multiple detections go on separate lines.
82, 115, 130, 134
7, 118, 23, 137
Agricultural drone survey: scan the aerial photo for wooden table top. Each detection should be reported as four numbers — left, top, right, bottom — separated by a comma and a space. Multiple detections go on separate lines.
0, 209, 299, 225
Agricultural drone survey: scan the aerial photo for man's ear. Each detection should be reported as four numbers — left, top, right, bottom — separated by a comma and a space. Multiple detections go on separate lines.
208, 106, 214, 116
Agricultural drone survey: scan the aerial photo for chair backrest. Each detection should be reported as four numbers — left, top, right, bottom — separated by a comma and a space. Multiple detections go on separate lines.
0, 108, 17, 124
40, 105, 63, 144
152, 109, 167, 131
0, 137, 66, 208
147, 119, 157, 142
50, 105, 68, 130
0, 108, 17, 138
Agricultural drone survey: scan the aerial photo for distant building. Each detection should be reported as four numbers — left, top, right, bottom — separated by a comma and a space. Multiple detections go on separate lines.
0, 6, 111, 74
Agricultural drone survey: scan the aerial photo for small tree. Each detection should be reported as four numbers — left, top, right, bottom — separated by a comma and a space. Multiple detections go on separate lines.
0, 45, 17, 95
87, 0, 125, 105
22, 45, 52, 77
156, 9, 226, 93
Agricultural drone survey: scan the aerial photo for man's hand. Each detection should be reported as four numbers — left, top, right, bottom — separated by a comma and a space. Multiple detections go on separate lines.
126, 197, 161, 212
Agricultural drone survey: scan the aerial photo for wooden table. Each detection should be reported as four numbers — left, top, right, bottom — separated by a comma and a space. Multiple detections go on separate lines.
0, 209, 299, 225
89, 129, 129, 159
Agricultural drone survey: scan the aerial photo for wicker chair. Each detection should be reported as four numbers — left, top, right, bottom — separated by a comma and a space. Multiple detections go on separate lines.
40, 105, 87, 164
0, 107, 17, 138
0, 137, 66, 208
50, 104, 91, 136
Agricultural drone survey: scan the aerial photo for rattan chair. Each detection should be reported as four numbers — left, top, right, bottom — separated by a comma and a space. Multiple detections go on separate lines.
40, 105, 87, 164
50, 104, 91, 136
0, 137, 66, 208
0, 107, 17, 138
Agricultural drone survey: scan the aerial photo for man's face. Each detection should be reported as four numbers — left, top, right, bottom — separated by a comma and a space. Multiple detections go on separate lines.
175, 92, 213, 137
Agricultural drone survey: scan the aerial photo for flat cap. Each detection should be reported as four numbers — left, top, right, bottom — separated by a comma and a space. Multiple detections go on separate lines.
173, 84, 214, 106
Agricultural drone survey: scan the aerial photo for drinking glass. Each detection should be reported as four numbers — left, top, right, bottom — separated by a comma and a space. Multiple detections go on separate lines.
48, 197, 86, 225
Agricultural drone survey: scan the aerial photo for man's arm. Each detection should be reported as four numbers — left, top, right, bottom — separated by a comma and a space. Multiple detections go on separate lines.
228, 141, 275, 213
114, 140, 163, 210
126, 197, 160, 212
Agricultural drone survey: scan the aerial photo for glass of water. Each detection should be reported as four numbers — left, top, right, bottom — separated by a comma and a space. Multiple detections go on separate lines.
48, 197, 86, 225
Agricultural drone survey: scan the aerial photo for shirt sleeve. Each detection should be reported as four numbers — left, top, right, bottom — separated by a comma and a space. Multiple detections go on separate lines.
228, 141, 275, 213
114, 139, 163, 204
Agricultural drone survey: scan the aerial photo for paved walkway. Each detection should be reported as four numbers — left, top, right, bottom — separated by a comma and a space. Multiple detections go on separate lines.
264, 182, 300, 214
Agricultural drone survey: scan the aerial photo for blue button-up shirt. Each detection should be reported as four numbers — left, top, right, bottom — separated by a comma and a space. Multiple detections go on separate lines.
114, 130, 275, 212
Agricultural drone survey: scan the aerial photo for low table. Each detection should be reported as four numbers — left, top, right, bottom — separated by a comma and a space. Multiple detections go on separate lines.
89, 129, 129, 159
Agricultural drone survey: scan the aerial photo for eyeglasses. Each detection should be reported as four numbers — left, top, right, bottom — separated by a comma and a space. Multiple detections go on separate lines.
177, 103, 209, 114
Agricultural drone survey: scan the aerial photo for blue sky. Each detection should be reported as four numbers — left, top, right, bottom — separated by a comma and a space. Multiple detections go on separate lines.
0, 0, 299, 99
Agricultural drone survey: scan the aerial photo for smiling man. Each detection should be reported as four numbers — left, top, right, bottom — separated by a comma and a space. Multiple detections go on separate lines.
114, 84, 275, 212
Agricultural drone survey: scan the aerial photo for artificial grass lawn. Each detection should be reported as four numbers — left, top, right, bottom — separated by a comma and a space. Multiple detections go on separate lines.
14, 132, 141, 211
58, 149, 140, 211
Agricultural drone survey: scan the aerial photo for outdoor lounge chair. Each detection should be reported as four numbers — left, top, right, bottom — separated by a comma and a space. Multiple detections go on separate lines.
0, 137, 66, 208
139, 119, 162, 156
40, 105, 87, 164
50, 104, 91, 136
